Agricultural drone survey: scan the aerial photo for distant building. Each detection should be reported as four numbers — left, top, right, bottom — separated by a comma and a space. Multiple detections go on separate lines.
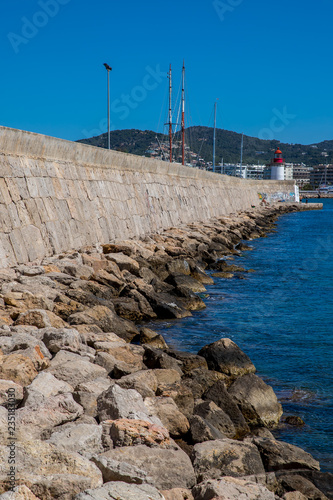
292, 165, 313, 187
219, 164, 266, 179
310, 164, 333, 188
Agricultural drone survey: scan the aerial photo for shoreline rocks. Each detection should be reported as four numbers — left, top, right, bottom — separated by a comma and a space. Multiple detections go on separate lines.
0, 203, 331, 499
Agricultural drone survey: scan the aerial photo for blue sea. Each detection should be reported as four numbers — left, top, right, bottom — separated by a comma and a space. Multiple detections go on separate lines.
152, 199, 333, 472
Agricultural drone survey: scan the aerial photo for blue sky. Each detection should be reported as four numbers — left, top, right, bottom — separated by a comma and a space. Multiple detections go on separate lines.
1, 0, 333, 144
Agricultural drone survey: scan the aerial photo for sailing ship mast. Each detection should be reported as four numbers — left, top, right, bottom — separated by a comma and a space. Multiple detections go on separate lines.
213, 100, 217, 173
168, 64, 173, 163
181, 61, 185, 165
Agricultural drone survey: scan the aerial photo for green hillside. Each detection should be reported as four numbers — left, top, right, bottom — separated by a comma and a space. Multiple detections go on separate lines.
77, 127, 333, 167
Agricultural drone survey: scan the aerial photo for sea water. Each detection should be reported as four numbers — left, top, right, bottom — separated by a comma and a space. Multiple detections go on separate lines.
152, 199, 333, 472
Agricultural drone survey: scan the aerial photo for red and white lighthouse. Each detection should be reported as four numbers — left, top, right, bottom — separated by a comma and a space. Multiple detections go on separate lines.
270, 147, 285, 180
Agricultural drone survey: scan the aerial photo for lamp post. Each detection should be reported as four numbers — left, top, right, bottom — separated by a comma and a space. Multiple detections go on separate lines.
103, 63, 112, 150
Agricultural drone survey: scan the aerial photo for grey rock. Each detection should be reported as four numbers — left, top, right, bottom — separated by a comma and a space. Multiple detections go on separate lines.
68, 305, 139, 342
74, 482, 164, 500
0, 440, 103, 500
94, 351, 140, 378
92, 445, 196, 490
117, 370, 158, 398
74, 377, 113, 417
23, 371, 74, 407
143, 346, 183, 374
194, 400, 236, 438
192, 476, 275, 500
279, 473, 328, 500
47, 424, 103, 458
183, 367, 229, 399
190, 415, 226, 443
16, 393, 83, 439
91, 456, 147, 484
191, 438, 265, 482
253, 437, 320, 472
0, 333, 51, 358
203, 380, 250, 438
165, 349, 208, 374
154, 368, 182, 391
198, 338, 256, 377
97, 384, 162, 425
144, 396, 190, 438
47, 350, 107, 387
42, 327, 83, 354
228, 373, 283, 428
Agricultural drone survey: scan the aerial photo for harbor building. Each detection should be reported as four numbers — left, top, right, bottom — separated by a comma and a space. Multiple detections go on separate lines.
310, 164, 333, 188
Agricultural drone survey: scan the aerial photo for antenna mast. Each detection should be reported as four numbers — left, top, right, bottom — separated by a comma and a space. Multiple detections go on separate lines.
181, 61, 185, 165
213, 100, 217, 173
168, 64, 173, 163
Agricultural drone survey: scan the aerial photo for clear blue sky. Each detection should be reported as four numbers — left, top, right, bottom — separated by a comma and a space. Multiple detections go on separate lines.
1, 0, 333, 145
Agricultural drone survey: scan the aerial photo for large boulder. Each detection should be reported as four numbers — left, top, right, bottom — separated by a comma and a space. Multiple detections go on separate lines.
90, 456, 148, 485
191, 438, 265, 482
0, 352, 38, 386
68, 305, 139, 342
16, 393, 83, 439
278, 473, 328, 500
108, 418, 171, 448
23, 371, 74, 407
14, 309, 68, 329
117, 370, 158, 398
153, 369, 182, 392
105, 252, 140, 274
198, 338, 256, 377
182, 368, 229, 399
0, 441, 103, 499
165, 273, 207, 293
253, 437, 320, 472
228, 374, 283, 428
144, 396, 190, 438
193, 400, 236, 439
97, 384, 162, 425
192, 476, 275, 500
165, 349, 208, 374
46, 351, 108, 388
74, 482, 164, 500
203, 380, 250, 438
143, 346, 183, 374
47, 423, 103, 458
73, 377, 113, 417
41, 328, 83, 354
190, 415, 226, 444
92, 445, 196, 490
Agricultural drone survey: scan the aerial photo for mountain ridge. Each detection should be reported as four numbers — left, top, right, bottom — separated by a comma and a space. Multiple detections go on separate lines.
77, 127, 333, 167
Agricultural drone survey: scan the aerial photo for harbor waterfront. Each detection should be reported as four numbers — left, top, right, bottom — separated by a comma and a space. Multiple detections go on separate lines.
151, 198, 333, 474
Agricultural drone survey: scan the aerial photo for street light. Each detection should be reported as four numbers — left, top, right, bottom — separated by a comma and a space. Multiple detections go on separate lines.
103, 63, 112, 150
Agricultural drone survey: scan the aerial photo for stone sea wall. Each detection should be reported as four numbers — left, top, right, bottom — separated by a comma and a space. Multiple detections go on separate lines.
0, 126, 297, 268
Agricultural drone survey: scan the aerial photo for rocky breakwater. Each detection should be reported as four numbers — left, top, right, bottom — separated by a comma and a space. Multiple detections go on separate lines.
0, 202, 331, 500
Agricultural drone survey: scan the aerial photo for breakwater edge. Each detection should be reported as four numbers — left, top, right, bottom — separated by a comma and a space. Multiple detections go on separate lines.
0, 201, 332, 499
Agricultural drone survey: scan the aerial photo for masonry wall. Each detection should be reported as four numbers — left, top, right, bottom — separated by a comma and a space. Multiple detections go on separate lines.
0, 126, 297, 268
